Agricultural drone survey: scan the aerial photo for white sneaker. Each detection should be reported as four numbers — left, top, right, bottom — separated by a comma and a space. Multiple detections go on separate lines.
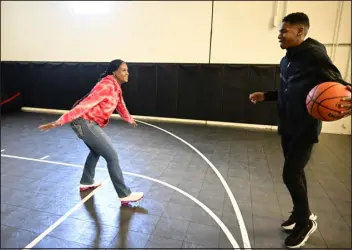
282, 212, 318, 230
79, 181, 103, 192
120, 192, 144, 205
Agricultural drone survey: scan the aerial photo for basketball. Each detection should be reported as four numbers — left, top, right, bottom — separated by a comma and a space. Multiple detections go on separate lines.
306, 82, 351, 121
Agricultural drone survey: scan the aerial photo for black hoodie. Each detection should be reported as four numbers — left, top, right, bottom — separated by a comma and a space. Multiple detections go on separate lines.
264, 38, 350, 143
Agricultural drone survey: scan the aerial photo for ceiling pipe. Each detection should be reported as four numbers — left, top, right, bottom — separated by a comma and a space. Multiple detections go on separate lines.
282, 1, 288, 17
331, 1, 343, 61
330, 2, 340, 57
344, 46, 351, 81
272, 1, 279, 27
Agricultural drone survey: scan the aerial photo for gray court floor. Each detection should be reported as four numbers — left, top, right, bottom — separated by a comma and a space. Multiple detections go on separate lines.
1, 112, 351, 248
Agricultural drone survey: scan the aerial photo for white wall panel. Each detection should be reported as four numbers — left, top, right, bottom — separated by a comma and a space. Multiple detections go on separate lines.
1, 1, 351, 134
1, 1, 212, 63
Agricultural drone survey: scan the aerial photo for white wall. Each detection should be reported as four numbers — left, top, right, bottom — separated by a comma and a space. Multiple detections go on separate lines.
1, 1, 212, 63
210, 1, 351, 135
1, 1, 351, 134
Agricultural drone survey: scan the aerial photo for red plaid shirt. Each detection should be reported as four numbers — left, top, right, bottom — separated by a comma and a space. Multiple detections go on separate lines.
57, 75, 133, 127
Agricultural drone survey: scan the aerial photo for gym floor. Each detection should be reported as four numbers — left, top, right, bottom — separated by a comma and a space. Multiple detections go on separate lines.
1, 112, 351, 249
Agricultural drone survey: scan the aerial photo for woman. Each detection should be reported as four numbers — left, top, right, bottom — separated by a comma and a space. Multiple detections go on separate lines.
39, 59, 144, 205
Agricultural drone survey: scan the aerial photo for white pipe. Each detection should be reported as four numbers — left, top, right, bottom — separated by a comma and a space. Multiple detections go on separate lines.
20, 106, 350, 135
272, 1, 279, 27
283, 0, 288, 17
332, 1, 343, 61
331, 2, 340, 57
344, 45, 351, 81
21, 106, 278, 132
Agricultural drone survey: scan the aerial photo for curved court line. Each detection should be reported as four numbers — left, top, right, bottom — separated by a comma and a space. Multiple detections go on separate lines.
1, 153, 239, 249
135, 119, 251, 249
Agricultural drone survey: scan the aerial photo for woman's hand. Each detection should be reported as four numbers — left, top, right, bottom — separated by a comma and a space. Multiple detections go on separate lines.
130, 120, 137, 128
39, 121, 60, 131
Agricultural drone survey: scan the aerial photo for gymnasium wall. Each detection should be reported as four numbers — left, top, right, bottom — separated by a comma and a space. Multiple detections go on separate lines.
1, 1, 351, 134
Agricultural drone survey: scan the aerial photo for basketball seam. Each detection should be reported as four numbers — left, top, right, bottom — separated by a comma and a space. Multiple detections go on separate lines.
308, 85, 318, 106
308, 83, 340, 111
319, 95, 349, 101
308, 95, 325, 120
308, 95, 342, 112
308, 97, 343, 121
317, 101, 327, 120
309, 84, 321, 116
306, 93, 313, 106
320, 96, 348, 114
320, 96, 346, 120
314, 83, 341, 100
306, 85, 319, 107
308, 83, 346, 121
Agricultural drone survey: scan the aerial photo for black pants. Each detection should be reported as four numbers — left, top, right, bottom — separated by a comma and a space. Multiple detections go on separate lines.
281, 135, 314, 227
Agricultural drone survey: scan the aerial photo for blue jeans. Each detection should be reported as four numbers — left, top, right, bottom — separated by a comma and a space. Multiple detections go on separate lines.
70, 118, 131, 198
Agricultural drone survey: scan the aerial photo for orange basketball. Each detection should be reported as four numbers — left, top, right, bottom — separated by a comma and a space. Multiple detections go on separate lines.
306, 82, 351, 121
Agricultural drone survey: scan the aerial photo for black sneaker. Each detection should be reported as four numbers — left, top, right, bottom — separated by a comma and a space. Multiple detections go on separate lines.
285, 220, 318, 248
281, 212, 317, 230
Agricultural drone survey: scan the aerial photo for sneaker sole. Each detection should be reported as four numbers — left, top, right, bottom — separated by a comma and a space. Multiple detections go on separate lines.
120, 194, 144, 206
282, 214, 317, 230
79, 183, 102, 192
286, 220, 318, 248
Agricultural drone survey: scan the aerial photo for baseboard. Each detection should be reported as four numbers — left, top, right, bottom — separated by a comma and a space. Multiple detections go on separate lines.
21, 106, 351, 135
21, 107, 278, 132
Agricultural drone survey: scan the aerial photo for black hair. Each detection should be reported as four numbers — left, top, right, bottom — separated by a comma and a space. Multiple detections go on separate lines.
97, 59, 125, 81
282, 12, 310, 28
73, 59, 125, 108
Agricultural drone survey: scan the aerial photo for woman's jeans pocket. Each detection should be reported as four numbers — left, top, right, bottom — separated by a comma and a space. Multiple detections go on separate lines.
85, 121, 102, 140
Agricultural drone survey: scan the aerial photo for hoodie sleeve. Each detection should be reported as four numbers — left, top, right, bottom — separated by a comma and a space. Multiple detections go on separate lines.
264, 90, 278, 101
312, 48, 351, 86
57, 82, 113, 125
116, 92, 133, 124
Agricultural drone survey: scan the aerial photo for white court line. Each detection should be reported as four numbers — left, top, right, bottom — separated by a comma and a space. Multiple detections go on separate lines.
22, 107, 251, 247
135, 120, 251, 248
1, 153, 239, 249
40, 155, 49, 160
1, 149, 5, 152
24, 180, 106, 249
